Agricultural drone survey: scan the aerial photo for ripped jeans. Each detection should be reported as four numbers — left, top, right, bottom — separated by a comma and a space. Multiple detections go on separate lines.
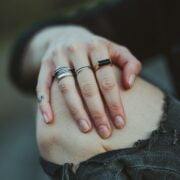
41, 95, 180, 180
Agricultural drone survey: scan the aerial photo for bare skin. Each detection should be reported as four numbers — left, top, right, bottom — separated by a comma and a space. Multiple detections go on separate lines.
24, 25, 141, 138
36, 66, 164, 165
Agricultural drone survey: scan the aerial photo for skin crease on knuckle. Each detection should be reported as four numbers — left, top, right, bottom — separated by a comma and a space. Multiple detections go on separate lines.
64, 41, 82, 54
59, 82, 72, 94
81, 81, 96, 98
91, 110, 107, 126
109, 102, 122, 114
100, 73, 115, 93
68, 105, 81, 120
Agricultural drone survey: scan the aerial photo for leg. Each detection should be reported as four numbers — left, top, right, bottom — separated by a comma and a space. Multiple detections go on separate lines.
36, 66, 164, 165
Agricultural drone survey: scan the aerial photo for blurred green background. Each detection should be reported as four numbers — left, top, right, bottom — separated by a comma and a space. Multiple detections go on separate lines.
0, 0, 175, 180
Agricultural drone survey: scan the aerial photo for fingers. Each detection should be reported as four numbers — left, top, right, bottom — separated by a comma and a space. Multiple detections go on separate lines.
77, 68, 112, 138
36, 60, 54, 124
89, 44, 126, 129
37, 35, 141, 139
108, 43, 142, 89
68, 46, 112, 139
122, 61, 141, 88
53, 51, 92, 133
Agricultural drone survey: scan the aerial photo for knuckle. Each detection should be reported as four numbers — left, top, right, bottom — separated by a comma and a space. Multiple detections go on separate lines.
101, 75, 115, 92
65, 42, 80, 53
69, 105, 80, 118
87, 40, 99, 50
81, 82, 96, 97
109, 103, 121, 113
92, 111, 105, 123
59, 82, 71, 94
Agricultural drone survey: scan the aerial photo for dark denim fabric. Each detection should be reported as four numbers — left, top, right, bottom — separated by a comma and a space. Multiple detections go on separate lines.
41, 95, 180, 180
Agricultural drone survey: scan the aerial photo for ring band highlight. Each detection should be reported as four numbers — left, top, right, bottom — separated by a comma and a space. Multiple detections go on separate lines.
75, 66, 91, 75
55, 67, 74, 81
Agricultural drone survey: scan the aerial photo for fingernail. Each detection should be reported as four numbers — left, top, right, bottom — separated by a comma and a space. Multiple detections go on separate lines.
98, 125, 111, 139
43, 113, 49, 124
129, 74, 136, 87
115, 116, 125, 129
78, 120, 90, 133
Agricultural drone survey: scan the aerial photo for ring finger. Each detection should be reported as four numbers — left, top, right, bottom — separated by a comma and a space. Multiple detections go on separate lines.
53, 51, 92, 133
68, 48, 112, 139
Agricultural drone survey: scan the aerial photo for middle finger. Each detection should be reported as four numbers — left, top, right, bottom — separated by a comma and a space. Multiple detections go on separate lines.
67, 47, 112, 139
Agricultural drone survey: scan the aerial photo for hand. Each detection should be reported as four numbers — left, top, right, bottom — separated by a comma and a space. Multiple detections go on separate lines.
36, 27, 142, 139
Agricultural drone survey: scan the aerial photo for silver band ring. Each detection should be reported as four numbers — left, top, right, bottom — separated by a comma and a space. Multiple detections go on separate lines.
56, 71, 73, 81
55, 67, 74, 82
55, 66, 73, 75
94, 59, 112, 71
75, 66, 91, 75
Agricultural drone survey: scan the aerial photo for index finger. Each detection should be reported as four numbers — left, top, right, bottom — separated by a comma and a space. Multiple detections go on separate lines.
108, 43, 142, 89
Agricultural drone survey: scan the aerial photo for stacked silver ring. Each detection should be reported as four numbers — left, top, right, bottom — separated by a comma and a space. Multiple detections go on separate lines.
54, 67, 74, 81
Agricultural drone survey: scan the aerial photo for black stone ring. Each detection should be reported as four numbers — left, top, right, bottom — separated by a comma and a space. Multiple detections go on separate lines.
94, 59, 112, 71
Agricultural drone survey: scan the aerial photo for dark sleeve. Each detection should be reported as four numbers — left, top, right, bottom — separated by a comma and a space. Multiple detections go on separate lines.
9, 0, 180, 94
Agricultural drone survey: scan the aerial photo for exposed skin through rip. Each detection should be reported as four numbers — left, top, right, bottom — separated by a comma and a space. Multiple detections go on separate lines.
36, 66, 164, 165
